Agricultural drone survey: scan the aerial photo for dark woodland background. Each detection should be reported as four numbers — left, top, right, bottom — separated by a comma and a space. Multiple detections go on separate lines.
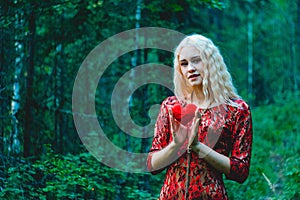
0, 0, 299, 199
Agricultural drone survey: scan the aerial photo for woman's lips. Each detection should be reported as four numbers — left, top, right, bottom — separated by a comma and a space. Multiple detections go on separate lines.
188, 74, 200, 79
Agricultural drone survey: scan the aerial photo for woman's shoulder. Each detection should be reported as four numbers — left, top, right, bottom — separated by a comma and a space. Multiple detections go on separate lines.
161, 96, 181, 106
230, 98, 251, 114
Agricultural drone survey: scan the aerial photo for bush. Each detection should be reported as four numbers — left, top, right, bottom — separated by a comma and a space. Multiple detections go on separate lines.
0, 144, 159, 199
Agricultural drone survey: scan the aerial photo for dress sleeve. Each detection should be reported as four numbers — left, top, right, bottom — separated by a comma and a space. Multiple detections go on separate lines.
147, 99, 171, 175
226, 102, 253, 183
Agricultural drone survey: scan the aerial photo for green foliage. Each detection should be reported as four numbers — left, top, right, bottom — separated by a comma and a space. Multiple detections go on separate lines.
0, 144, 160, 199
1, 0, 299, 199
225, 94, 300, 199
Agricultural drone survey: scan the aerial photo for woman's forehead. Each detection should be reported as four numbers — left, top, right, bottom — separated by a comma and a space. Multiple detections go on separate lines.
178, 46, 200, 61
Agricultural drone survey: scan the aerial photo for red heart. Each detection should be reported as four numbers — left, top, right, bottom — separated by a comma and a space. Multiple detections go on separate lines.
172, 103, 197, 125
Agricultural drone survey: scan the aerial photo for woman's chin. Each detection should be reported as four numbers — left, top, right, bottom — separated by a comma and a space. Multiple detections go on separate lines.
188, 80, 202, 87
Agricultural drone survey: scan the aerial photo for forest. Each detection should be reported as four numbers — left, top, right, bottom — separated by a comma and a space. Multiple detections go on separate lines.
0, 0, 299, 199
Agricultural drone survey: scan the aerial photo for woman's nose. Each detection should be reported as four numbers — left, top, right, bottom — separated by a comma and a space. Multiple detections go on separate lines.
187, 63, 196, 72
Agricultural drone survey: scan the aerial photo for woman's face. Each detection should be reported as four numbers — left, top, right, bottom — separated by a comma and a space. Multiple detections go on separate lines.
179, 46, 204, 87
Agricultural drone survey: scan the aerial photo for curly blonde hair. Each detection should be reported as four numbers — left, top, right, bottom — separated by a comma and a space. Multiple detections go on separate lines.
173, 34, 240, 106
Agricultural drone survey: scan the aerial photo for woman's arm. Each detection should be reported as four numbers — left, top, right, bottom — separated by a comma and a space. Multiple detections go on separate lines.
149, 106, 200, 172
191, 102, 253, 183
150, 107, 190, 171
191, 142, 230, 175
225, 104, 253, 183
150, 141, 180, 171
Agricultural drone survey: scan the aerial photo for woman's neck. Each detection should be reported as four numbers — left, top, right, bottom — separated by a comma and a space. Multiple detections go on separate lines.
185, 88, 210, 108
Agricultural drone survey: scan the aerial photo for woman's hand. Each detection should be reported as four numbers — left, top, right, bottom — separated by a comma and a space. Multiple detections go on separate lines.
168, 108, 189, 146
188, 117, 200, 148
188, 107, 202, 148
168, 107, 202, 149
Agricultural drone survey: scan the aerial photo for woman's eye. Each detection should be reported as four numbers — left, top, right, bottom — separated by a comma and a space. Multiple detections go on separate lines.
191, 58, 201, 64
180, 62, 188, 67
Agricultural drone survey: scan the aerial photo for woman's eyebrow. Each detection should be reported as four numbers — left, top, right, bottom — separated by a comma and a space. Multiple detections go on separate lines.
191, 56, 201, 60
179, 56, 200, 62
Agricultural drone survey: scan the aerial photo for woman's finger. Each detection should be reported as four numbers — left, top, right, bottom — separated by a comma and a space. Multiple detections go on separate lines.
188, 118, 200, 147
194, 107, 202, 118
168, 108, 174, 130
168, 107, 176, 141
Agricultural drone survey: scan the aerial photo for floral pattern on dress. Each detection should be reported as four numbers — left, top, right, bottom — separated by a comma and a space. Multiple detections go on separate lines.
147, 96, 253, 200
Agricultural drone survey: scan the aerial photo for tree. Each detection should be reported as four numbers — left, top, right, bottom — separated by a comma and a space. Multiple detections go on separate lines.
0, 0, 15, 155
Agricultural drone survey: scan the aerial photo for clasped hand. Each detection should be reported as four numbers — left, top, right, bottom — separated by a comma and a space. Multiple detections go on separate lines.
168, 108, 201, 150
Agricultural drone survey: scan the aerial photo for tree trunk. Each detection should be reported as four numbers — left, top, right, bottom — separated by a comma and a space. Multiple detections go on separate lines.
0, 1, 8, 154
247, 5, 253, 105
54, 44, 60, 153
126, 0, 142, 154
295, 0, 300, 93
54, 42, 66, 154
10, 40, 22, 156
23, 8, 36, 157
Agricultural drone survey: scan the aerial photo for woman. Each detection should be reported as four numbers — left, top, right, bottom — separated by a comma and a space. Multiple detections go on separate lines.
147, 34, 253, 199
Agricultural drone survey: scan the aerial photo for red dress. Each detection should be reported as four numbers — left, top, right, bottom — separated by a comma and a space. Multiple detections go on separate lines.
147, 96, 253, 200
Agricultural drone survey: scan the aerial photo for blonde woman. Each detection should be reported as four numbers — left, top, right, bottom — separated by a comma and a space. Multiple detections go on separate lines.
147, 34, 253, 199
